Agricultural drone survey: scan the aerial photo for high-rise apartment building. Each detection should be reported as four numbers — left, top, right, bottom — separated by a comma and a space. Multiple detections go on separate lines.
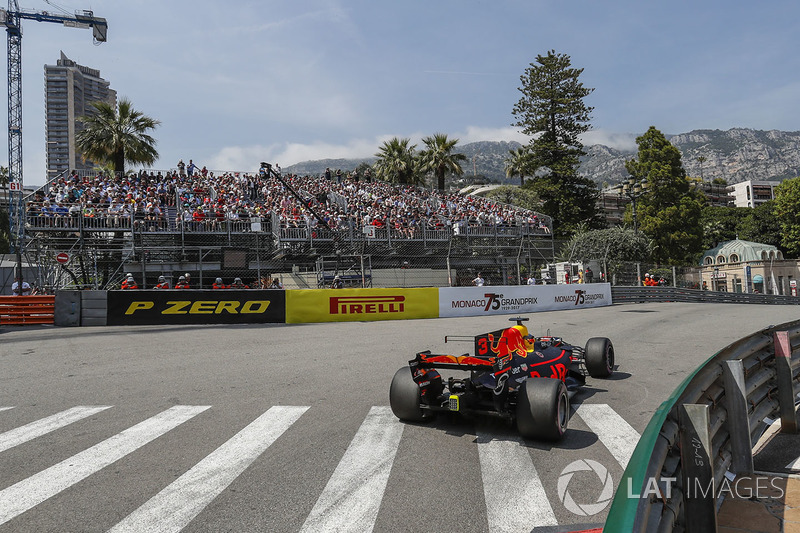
44, 51, 116, 178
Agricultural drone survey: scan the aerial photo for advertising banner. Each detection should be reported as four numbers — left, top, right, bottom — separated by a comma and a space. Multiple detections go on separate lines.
107, 290, 286, 325
438, 283, 612, 318
286, 287, 438, 323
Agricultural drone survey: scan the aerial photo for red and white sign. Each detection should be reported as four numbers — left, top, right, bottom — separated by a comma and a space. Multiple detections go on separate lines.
9, 182, 22, 191
55, 252, 70, 264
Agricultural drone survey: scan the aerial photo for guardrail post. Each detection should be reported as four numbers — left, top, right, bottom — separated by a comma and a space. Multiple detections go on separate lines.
679, 403, 718, 533
773, 331, 799, 433
722, 360, 754, 474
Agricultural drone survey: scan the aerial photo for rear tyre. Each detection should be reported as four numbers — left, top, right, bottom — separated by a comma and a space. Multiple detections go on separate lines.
389, 367, 433, 422
516, 378, 569, 441
584, 337, 615, 378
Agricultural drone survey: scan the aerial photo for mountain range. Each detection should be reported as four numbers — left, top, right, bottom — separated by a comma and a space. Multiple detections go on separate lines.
283, 128, 800, 188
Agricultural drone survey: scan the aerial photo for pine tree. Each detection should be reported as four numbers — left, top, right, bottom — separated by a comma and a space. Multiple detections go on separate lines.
512, 50, 600, 237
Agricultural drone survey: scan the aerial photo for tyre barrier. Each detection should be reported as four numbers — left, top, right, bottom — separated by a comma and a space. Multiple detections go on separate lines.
0, 295, 55, 325
604, 320, 800, 532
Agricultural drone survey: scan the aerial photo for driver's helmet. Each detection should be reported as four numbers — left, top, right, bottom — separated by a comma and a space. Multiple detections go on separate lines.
158, 276, 166, 282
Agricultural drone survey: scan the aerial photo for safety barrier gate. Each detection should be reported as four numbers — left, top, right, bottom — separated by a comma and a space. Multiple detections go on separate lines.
0, 296, 56, 325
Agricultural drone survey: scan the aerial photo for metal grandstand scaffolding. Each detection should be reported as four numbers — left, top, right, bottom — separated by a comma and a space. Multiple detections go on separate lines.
16, 167, 556, 291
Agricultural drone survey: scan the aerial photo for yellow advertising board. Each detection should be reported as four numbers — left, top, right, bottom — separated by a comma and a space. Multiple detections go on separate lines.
286, 288, 439, 323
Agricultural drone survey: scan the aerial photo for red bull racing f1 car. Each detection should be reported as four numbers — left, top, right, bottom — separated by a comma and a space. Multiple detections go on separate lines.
389, 317, 615, 441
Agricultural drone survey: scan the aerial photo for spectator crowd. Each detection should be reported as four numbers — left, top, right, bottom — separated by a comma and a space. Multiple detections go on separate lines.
23, 162, 552, 238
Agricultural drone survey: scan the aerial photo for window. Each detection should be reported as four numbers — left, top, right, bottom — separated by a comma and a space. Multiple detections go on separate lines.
704, 256, 713, 265
729, 254, 739, 263
717, 256, 726, 264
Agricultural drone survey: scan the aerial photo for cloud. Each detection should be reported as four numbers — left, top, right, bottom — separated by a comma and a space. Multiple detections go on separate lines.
580, 130, 638, 151
206, 126, 636, 171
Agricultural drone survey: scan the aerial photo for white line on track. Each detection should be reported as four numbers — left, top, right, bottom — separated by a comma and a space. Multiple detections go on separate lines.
477, 432, 557, 531
108, 406, 309, 533
573, 403, 640, 469
0, 406, 112, 453
0, 405, 210, 527
299, 406, 404, 533
0, 407, 15, 412
786, 456, 800, 471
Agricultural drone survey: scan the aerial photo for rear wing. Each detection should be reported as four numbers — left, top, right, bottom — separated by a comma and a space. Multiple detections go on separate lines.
410, 350, 495, 371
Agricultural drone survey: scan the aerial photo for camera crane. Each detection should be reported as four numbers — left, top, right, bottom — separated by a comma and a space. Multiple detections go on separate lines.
0, 0, 107, 283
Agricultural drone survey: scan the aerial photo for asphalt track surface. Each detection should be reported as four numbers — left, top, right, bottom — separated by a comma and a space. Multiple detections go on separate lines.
2, 302, 799, 533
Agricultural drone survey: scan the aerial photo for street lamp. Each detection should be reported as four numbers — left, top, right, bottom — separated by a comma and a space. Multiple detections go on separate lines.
620, 177, 648, 233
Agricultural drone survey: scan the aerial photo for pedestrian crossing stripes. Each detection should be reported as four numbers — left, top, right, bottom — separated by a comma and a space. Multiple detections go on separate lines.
478, 432, 557, 531
0, 405, 210, 526
299, 406, 404, 533
0, 402, 641, 532
0, 406, 112, 453
109, 406, 308, 533
573, 403, 640, 469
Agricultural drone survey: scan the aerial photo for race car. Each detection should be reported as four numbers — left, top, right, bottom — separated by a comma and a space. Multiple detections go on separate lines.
389, 317, 615, 441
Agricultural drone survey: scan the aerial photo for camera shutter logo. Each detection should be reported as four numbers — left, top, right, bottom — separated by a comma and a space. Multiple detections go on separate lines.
557, 459, 614, 516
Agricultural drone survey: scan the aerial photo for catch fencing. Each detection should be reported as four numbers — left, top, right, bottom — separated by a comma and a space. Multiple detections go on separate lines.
21, 207, 556, 291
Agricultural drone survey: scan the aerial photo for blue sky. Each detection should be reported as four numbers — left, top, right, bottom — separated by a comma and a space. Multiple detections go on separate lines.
5, 0, 800, 185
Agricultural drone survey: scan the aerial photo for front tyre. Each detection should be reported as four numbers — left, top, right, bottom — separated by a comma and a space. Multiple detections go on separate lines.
389, 367, 433, 422
516, 378, 569, 441
584, 337, 615, 378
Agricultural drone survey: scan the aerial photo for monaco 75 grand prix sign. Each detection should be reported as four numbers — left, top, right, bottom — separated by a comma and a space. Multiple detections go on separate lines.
439, 284, 611, 318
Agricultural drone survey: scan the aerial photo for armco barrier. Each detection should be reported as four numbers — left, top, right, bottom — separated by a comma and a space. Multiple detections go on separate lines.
604, 320, 800, 532
0, 295, 55, 325
612, 286, 800, 305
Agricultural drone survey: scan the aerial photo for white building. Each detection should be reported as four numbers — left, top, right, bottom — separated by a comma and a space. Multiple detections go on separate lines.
727, 180, 780, 208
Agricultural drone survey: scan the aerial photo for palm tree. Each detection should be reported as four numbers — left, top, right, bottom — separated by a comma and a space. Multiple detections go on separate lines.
373, 137, 419, 185
505, 146, 531, 186
75, 97, 160, 176
418, 133, 466, 191
697, 155, 707, 181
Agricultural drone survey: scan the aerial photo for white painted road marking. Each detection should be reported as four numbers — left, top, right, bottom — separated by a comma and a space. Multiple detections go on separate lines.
786, 456, 800, 470
0, 405, 210, 526
299, 406, 404, 533
108, 406, 309, 533
573, 403, 641, 468
0, 407, 15, 412
478, 432, 558, 531
0, 406, 112, 453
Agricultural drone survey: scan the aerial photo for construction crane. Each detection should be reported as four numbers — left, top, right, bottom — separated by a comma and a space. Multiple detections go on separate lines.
0, 0, 106, 283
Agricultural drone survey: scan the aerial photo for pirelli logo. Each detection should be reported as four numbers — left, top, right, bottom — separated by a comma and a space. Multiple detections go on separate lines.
329, 295, 405, 315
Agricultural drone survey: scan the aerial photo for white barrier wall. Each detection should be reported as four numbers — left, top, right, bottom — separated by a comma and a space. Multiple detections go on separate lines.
439, 283, 612, 318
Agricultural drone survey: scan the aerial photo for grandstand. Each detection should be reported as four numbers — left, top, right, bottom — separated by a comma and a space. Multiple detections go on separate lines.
17, 165, 555, 290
